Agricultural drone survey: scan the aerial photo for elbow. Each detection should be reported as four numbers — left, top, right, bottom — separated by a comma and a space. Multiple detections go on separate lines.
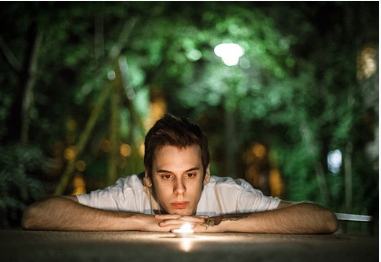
329, 214, 339, 234
322, 210, 339, 234
21, 204, 39, 230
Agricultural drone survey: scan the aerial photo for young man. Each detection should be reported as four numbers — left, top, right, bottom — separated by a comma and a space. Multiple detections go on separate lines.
22, 114, 338, 234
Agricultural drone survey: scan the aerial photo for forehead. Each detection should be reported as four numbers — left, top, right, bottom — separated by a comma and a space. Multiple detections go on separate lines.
154, 145, 202, 170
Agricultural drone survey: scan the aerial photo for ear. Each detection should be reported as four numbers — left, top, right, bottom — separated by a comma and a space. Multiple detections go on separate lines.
144, 171, 152, 187
204, 165, 211, 184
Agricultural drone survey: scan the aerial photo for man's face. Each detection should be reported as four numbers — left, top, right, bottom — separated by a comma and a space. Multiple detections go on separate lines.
147, 145, 210, 216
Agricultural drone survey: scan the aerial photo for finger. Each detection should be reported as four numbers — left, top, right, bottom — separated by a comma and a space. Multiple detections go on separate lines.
177, 216, 205, 223
156, 215, 206, 224
155, 214, 181, 220
158, 219, 187, 227
158, 218, 204, 228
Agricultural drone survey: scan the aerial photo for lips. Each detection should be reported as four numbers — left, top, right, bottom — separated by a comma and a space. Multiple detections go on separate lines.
171, 201, 189, 209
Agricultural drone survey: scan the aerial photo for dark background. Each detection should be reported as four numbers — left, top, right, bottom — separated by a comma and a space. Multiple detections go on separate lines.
0, 1, 378, 234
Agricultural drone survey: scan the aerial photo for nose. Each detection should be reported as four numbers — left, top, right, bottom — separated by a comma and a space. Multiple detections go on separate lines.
174, 178, 185, 195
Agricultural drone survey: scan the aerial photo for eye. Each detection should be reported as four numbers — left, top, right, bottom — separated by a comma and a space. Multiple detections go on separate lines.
186, 172, 197, 178
161, 174, 173, 180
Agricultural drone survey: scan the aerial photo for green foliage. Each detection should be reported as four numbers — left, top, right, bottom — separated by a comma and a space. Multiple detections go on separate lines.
0, 2, 378, 227
0, 144, 47, 228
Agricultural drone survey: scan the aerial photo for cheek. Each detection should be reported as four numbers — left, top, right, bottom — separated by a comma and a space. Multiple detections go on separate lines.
156, 186, 170, 197
187, 181, 203, 197
153, 180, 172, 197
196, 185, 204, 198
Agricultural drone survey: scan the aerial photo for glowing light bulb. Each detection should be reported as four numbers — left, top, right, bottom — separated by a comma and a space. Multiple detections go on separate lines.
327, 149, 342, 174
214, 43, 245, 66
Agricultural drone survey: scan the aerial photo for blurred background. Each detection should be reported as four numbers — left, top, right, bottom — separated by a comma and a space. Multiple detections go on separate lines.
0, 2, 378, 234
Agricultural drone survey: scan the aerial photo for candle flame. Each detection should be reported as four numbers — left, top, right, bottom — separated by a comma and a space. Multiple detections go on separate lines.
180, 223, 192, 231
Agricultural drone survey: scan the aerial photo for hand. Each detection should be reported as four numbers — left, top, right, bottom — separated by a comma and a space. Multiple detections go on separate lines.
154, 214, 207, 231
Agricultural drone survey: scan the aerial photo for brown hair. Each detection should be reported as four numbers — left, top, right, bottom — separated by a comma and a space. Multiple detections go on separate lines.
144, 113, 210, 178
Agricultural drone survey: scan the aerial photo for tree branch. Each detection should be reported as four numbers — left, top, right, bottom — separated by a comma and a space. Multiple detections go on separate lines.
0, 35, 21, 72
77, 17, 139, 99
20, 29, 43, 144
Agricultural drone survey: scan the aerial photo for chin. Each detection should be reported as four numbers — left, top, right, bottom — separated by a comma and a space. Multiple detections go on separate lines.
172, 209, 193, 216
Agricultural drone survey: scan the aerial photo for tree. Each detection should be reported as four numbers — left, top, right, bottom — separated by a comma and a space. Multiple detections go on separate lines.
0, 2, 378, 230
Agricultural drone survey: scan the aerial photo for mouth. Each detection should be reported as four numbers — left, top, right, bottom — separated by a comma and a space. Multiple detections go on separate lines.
171, 201, 189, 209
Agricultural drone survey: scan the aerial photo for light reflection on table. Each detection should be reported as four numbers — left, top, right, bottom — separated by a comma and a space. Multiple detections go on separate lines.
0, 230, 378, 262
179, 237, 193, 252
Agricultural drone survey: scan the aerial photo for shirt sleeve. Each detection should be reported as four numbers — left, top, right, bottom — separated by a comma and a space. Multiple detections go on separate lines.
235, 178, 281, 212
76, 176, 142, 212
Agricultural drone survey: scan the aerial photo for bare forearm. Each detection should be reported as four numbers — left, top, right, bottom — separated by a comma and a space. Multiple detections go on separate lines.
200, 202, 338, 234
21, 196, 146, 231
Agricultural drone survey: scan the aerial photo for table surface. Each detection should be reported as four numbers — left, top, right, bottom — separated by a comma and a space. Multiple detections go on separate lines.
0, 230, 378, 262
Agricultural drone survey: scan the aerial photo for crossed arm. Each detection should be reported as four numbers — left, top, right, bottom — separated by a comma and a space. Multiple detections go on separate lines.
22, 196, 338, 234
157, 201, 338, 234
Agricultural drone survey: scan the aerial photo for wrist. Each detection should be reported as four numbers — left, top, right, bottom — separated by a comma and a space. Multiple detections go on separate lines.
204, 215, 223, 228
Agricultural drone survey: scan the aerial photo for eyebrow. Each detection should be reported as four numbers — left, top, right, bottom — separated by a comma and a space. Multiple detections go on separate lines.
156, 167, 200, 174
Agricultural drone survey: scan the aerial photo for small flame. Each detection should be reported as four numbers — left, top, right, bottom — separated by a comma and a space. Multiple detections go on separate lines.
180, 223, 192, 231
172, 223, 194, 237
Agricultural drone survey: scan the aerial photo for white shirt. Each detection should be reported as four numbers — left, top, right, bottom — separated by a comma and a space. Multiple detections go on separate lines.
76, 174, 280, 216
